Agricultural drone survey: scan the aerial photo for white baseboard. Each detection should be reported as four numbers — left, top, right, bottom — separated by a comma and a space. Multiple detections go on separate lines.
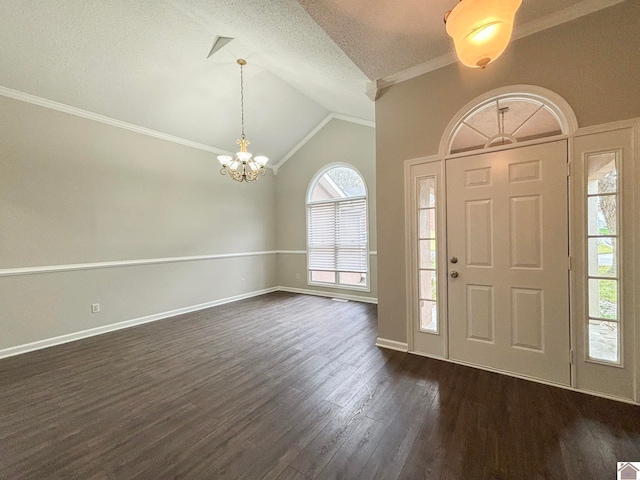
0, 287, 278, 360
0, 286, 376, 360
277, 286, 378, 304
375, 337, 409, 352
408, 349, 638, 406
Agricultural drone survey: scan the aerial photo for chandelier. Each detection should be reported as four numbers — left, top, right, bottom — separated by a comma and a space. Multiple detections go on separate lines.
217, 59, 268, 182
444, 0, 522, 69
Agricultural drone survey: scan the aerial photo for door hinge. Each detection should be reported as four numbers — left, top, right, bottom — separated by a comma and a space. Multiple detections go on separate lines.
566, 162, 571, 177
568, 255, 572, 270
569, 350, 575, 364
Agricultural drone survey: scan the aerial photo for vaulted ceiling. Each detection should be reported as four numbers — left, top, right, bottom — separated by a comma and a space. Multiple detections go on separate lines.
0, 0, 618, 165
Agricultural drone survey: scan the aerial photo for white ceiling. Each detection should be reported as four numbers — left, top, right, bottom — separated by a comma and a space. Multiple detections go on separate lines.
0, 0, 617, 163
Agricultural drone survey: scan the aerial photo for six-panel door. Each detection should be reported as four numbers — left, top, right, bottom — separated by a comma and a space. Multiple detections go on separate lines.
446, 140, 571, 385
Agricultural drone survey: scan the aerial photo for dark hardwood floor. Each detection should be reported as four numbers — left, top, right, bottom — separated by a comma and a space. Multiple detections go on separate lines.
1, 292, 639, 479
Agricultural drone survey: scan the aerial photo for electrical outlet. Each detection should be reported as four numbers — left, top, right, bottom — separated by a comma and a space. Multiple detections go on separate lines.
241, 278, 246, 285
91, 303, 100, 314
295, 273, 301, 280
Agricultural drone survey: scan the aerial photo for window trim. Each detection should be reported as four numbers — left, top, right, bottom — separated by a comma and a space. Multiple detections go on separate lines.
415, 174, 440, 334
583, 148, 624, 367
439, 85, 578, 157
306, 163, 370, 292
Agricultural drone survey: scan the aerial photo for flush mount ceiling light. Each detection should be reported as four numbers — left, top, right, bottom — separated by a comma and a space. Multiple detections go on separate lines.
217, 59, 268, 182
444, 0, 522, 69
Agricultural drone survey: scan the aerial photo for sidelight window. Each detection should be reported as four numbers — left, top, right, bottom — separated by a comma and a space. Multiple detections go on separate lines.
585, 151, 620, 364
417, 176, 438, 332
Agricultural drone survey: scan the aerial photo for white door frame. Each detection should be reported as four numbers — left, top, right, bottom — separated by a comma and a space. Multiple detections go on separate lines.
404, 85, 639, 404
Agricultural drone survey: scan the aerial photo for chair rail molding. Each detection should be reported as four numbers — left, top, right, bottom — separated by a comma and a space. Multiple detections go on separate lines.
0, 251, 279, 277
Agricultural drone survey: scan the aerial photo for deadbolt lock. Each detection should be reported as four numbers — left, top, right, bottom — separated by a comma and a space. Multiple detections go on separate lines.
450, 256, 458, 263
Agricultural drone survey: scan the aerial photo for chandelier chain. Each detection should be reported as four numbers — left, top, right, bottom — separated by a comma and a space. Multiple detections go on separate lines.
240, 62, 245, 138
216, 58, 268, 182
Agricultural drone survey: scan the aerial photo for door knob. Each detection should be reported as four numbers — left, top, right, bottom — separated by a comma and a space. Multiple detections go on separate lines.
450, 271, 459, 278
450, 256, 458, 263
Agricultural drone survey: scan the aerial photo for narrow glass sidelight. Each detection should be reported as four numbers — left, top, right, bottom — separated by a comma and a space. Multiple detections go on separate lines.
417, 176, 438, 333
585, 151, 620, 364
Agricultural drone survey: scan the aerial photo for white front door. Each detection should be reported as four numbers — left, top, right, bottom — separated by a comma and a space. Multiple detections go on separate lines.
446, 140, 570, 385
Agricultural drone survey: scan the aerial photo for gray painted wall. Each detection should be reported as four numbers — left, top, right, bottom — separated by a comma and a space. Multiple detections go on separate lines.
375, 1, 640, 342
0, 97, 378, 354
275, 118, 377, 300
0, 95, 277, 351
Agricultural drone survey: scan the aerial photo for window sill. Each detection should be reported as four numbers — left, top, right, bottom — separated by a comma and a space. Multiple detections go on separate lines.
307, 281, 371, 294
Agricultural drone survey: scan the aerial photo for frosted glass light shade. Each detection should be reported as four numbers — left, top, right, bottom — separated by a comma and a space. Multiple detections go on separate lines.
446, 0, 522, 69
237, 151, 253, 162
217, 155, 232, 166
254, 156, 269, 166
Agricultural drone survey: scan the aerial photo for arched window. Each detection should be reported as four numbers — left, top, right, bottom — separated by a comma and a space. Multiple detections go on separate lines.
307, 165, 368, 290
445, 87, 577, 155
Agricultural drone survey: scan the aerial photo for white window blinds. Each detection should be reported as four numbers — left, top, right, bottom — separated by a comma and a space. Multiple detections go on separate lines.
308, 198, 367, 273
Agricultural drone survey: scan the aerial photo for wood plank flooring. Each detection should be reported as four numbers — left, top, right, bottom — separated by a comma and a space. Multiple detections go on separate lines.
1, 291, 639, 479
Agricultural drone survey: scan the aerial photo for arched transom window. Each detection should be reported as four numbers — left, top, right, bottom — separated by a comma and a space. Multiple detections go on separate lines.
450, 96, 564, 154
307, 165, 368, 290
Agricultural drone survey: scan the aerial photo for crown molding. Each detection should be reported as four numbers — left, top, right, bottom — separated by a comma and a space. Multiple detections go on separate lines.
373, 0, 627, 92
0, 86, 369, 172
272, 113, 375, 173
375, 52, 457, 92
365, 81, 379, 102
331, 113, 375, 128
272, 114, 333, 174
512, 0, 627, 41
0, 85, 233, 156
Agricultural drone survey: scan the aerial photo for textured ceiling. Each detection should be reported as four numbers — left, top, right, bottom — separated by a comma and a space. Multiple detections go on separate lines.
0, 0, 372, 162
297, 0, 600, 80
0, 0, 616, 162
